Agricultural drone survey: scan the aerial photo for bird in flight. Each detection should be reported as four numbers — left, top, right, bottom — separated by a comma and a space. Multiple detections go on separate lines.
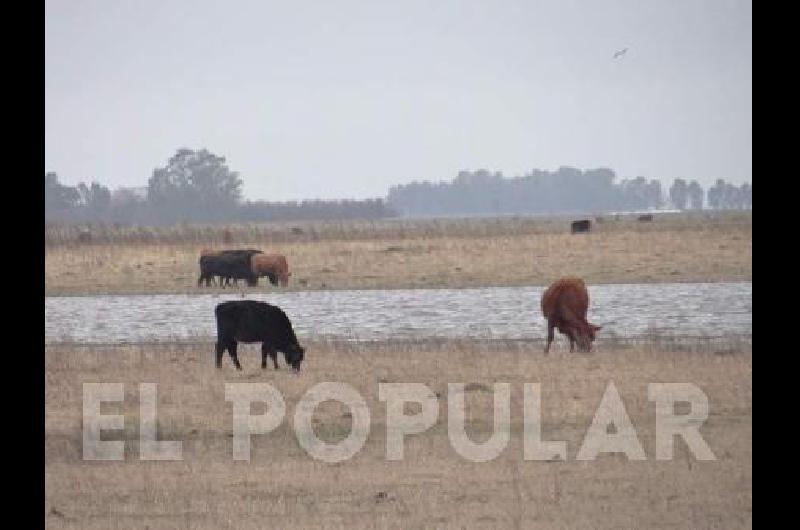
613, 48, 628, 59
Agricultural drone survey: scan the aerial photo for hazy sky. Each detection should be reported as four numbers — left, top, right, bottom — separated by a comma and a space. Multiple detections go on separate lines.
46, 0, 752, 201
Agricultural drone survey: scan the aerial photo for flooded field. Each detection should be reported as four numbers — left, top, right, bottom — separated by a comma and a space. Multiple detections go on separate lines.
45, 282, 751, 343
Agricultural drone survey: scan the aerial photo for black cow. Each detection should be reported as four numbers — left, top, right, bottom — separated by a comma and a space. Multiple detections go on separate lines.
216, 249, 264, 287
198, 250, 262, 287
223, 250, 266, 287
214, 300, 305, 372
571, 219, 591, 233
638, 214, 654, 222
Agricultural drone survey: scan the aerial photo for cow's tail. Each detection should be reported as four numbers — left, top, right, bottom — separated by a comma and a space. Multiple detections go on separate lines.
214, 304, 226, 340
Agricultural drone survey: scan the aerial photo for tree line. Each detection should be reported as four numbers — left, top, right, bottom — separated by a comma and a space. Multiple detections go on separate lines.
45, 148, 751, 225
387, 168, 751, 217
45, 148, 398, 225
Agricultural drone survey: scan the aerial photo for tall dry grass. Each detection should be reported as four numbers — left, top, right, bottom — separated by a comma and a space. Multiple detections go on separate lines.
45, 340, 752, 529
45, 212, 752, 295
45, 210, 752, 247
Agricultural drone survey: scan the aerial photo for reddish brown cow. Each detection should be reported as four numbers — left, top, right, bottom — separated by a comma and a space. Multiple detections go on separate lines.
251, 254, 291, 287
541, 277, 601, 353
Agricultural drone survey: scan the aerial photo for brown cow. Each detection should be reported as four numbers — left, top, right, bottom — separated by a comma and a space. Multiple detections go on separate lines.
541, 277, 601, 353
251, 254, 291, 287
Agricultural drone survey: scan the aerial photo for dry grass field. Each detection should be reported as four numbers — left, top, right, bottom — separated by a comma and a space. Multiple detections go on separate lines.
45, 339, 752, 529
45, 211, 752, 295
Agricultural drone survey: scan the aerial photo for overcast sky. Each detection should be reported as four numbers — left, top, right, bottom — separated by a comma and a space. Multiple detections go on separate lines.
46, 0, 751, 201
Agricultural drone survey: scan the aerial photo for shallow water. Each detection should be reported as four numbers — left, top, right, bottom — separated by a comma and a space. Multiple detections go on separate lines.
45, 282, 751, 344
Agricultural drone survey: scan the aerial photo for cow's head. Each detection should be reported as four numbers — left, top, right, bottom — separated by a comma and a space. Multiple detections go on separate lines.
285, 343, 305, 372
575, 323, 602, 352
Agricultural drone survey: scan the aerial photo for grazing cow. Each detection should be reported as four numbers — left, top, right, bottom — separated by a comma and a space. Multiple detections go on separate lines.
570, 219, 591, 234
214, 300, 305, 371
638, 214, 654, 222
251, 254, 291, 287
197, 249, 263, 287
541, 277, 601, 353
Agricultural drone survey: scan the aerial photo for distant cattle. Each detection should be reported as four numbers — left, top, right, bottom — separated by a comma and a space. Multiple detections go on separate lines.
570, 219, 591, 234
638, 214, 654, 222
198, 248, 219, 285
214, 300, 305, 371
251, 254, 291, 287
198, 249, 263, 287
541, 277, 601, 353
218, 249, 264, 286
197, 249, 226, 287
224, 253, 264, 286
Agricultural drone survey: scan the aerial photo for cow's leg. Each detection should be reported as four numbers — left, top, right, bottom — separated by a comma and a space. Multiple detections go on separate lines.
267, 345, 279, 369
215, 342, 226, 368
261, 342, 272, 370
569, 334, 575, 352
228, 342, 242, 370
545, 320, 555, 353
261, 344, 278, 370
